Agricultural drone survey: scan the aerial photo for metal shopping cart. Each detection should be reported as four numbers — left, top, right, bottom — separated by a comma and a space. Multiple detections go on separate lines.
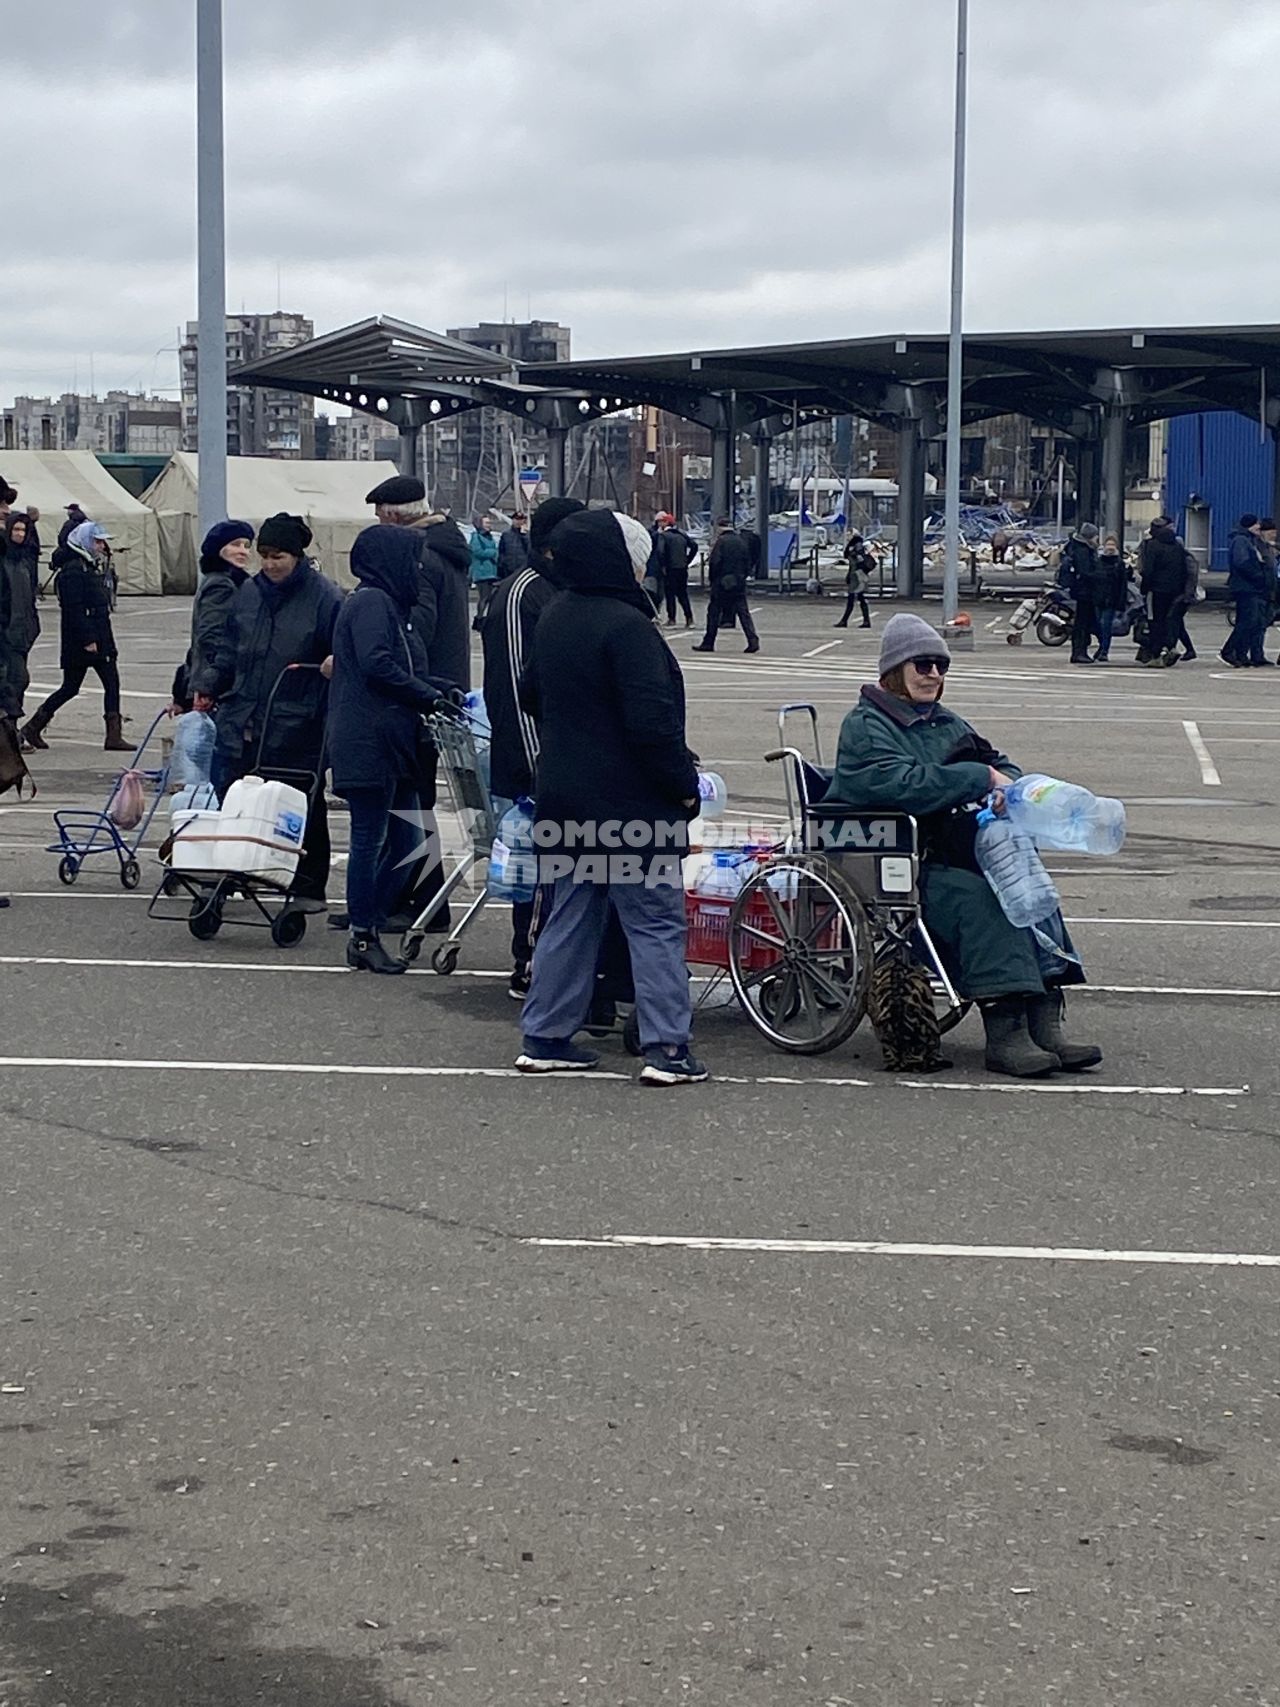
46, 705, 173, 889
398, 702, 499, 974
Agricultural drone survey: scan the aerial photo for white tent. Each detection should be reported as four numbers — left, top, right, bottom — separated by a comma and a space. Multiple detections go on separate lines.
0, 450, 164, 595
140, 454, 385, 593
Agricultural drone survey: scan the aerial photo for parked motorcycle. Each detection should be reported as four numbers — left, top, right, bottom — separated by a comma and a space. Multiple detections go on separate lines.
1003, 584, 1075, 647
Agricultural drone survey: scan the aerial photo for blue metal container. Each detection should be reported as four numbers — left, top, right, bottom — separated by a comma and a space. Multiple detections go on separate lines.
1165, 413, 1274, 567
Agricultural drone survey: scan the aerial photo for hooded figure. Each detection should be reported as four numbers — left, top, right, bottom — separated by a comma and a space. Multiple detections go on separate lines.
478, 495, 587, 995
20, 521, 129, 750
326, 525, 451, 972
172, 519, 255, 707
514, 509, 706, 1085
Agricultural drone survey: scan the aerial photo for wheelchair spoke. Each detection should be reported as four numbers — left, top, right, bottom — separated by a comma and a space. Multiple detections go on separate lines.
737, 919, 788, 952
760, 879, 796, 940
736, 957, 785, 996
805, 961, 853, 1009
801, 900, 842, 949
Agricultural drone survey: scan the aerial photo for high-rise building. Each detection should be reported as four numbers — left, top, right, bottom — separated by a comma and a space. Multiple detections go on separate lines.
180, 312, 315, 459
428, 320, 572, 513
315, 412, 401, 462
2, 392, 182, 455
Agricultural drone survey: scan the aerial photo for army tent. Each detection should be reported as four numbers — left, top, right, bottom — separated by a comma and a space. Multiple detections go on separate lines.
0, 450, 164, 594
140, 454, 386, 593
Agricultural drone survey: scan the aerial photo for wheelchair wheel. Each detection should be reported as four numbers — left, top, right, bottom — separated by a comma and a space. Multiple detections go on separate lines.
727, 857, 871, 1055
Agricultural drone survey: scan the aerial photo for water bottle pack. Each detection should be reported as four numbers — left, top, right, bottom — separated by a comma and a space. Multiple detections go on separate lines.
489, 796, 537, 902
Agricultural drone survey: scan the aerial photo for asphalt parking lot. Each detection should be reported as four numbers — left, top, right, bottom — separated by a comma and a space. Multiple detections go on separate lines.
4, 587, 1280, 1706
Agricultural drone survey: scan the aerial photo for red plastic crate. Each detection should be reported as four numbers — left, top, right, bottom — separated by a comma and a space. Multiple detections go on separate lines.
685, 887, 781, 972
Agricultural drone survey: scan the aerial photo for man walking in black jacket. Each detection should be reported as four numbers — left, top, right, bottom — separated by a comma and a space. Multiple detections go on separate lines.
654, 512, 696, 627
515, 509, 708, 1085
692, 520, 759, 653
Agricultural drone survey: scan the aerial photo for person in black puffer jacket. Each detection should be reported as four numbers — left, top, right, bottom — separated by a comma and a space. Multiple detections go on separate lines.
327, 526, 452, 973
692, 520, 759, 653
211, 513, 343, 905
21, 522, 130, 751
515, 508, 707, 1085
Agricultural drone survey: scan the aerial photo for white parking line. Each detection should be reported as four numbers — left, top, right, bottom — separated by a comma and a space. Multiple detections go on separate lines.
0, 1055, 1247, 1097
802, 640, 844, 658
524, 1234, 1280, 1267
1182, 719, 1222, 785
0, 954, 1278, 1004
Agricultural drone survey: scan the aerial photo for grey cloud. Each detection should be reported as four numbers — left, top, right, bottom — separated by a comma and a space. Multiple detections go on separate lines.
2, 0, 1277, 404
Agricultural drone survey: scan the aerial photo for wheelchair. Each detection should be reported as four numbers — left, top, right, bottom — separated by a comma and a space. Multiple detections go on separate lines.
723, 703, 970, 1055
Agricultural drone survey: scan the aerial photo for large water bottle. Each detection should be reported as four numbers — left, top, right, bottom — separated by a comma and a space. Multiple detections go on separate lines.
695, 849, 745, 899
1004, 773, 1126, 855
696, 771, 727, 820
489, 797, 537, 902
974, 809, 1061, 929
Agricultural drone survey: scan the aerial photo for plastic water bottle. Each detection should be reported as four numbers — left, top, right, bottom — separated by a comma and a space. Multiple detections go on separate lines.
695, 849, 744, 899
1004, 773, 1126, 855
696, 771, 727, 820
489, 797, 537, 902
974, 809, 1061, 929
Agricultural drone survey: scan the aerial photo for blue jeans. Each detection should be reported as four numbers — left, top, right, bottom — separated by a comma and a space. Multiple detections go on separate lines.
1226, 593, 1269, 665
344, 778, 422, 931
1093, 608, 1114, 658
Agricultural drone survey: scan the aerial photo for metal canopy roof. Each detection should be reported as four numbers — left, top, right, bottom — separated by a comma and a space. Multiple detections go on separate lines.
229, 315, 623, 432
231, 316, 1280, 438
522, 324, 1280, 433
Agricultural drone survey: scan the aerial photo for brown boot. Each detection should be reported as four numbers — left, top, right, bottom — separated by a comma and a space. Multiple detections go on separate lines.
103, 714, 132, 753
19, 710, 50, 751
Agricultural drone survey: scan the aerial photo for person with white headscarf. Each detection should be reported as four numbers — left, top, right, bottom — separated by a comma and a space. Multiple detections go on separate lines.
514, 509, 708, 1085
21, 521, 130, 751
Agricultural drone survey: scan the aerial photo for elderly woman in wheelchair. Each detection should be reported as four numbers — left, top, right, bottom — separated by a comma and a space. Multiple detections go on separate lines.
820, 615, 1100, 1078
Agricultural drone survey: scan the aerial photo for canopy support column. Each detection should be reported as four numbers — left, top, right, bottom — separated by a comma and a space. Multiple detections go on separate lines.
397, 418, 422, 482
753, 429, 770, 577
1101, 407, 1127, 543
896, 422, 924, 598
545, 426, 568, 497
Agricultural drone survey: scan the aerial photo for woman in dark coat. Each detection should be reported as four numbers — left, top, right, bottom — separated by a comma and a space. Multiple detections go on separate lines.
327, 526, 450, 973
20, 522, 130, 751
171, 519, 254, 710
822, 613, 1101, 1079
2, 514, 41, 719
212, 513, 343, 907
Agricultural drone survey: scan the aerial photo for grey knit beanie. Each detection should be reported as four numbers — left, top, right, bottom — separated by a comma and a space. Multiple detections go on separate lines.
878, 612, 951, 677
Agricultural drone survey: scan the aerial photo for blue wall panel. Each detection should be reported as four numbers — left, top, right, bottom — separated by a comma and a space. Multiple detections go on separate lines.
1166, 412, 1274, 567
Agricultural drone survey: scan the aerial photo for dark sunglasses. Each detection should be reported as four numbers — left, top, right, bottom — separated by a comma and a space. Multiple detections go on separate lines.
909, 655, 951, 676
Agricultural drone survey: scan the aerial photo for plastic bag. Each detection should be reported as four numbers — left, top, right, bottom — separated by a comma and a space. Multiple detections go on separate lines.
171, 709, 216, 789
107, 769, 146, 831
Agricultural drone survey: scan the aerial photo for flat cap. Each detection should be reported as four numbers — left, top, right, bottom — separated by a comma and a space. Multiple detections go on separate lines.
366, 474, 426, 507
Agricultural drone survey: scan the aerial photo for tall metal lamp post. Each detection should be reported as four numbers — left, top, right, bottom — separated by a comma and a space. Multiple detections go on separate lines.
942, 0, 969, 625
196, 0, 227, 537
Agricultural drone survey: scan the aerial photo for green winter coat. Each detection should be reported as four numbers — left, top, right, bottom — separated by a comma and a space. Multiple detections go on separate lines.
822, 685, 1083, 999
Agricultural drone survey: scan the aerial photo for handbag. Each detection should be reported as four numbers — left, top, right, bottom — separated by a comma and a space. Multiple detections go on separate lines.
0, 715, 34, 799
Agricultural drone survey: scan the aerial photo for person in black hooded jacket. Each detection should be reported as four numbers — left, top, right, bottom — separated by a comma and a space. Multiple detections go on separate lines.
515, 508, 707, 1085
327, 525, 451, 973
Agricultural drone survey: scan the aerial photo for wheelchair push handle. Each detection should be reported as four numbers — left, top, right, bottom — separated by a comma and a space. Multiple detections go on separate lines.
776, 702, 822, 765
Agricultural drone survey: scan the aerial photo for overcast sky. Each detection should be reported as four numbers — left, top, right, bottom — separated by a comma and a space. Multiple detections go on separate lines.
2, 0, 1276, 406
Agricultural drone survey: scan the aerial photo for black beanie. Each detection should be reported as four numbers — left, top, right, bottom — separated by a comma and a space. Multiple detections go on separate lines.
530, 496, 586, 555
1241, 513, 1260, 531
257, 512, 312, 558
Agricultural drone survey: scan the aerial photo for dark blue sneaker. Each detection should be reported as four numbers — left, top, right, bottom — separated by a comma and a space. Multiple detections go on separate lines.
515, 1037, 600, 1073
639, 1046, 709, 1086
